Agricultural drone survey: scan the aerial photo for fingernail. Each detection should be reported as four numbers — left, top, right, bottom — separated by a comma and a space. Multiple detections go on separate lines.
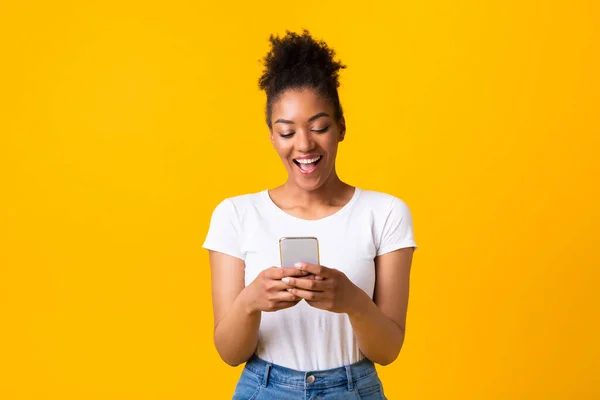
282, 277, 290, 284
295, 262, 305, 268
301, 271, 308, 275
315, 275, 323, 281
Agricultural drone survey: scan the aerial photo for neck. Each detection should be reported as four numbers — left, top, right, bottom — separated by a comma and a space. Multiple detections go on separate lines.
281, 169, 350, 206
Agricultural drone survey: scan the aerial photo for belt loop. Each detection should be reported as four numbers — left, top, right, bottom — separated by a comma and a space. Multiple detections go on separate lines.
345, 364, 354, 391
263, 362, 272, 387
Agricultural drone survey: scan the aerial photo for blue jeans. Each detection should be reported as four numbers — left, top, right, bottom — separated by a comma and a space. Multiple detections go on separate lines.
232, 354, 387, 399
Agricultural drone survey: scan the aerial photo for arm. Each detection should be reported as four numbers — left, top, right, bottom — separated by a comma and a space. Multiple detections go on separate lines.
209, 251, 307, 366
209, 251, 260, 367
287, 246, 414, 366
347, 247, 414, 365
286, 197, 416, 365
283, 247, 414, 365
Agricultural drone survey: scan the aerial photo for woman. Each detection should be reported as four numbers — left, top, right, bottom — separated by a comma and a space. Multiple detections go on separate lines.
203, 29, 417, 400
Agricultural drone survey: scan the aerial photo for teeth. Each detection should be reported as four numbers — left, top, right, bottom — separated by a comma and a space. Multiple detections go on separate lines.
296, 156, 321, 164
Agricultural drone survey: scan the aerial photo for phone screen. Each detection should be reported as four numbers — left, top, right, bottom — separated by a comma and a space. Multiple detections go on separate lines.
279, 237, 320, 268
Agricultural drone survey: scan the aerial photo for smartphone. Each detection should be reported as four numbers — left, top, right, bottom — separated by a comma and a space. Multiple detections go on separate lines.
279, 236, 320, 268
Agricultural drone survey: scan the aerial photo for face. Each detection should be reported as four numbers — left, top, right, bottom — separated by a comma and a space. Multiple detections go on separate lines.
269, 87, 346, 192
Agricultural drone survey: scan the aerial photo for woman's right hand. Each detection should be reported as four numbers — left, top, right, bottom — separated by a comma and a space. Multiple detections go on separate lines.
244, 267, 309, 313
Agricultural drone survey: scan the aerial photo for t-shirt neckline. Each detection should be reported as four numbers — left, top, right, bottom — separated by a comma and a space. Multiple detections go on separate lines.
262, 187, 362, 223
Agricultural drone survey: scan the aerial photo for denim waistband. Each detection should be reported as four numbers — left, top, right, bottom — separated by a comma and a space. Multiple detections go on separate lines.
243, 354, 377, 390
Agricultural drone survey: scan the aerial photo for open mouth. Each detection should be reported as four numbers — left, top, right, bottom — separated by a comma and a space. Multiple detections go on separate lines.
293, 156, 322, 174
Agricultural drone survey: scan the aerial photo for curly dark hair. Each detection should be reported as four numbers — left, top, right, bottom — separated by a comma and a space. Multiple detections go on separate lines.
258, 29, 347, 129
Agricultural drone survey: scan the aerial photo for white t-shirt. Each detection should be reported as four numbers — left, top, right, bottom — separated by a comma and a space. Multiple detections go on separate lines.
202, 187, 417, 371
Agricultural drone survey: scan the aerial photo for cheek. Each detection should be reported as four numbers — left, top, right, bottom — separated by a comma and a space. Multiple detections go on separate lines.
273, 140, 292, 160
323, 137, 339, 157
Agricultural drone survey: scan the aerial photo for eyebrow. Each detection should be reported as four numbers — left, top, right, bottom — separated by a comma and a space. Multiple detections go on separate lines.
273, 112, 330, 125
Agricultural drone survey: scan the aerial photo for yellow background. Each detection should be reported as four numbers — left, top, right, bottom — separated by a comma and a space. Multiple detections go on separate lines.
1, 1, 598, 398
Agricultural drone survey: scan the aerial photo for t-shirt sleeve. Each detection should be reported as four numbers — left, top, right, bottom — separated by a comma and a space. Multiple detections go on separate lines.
202, 198, 244, 260
376, 197, 418, 256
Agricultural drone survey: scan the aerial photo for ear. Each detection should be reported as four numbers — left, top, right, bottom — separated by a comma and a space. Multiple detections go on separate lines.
269, 127, 275, 146
338, 117, 346, 142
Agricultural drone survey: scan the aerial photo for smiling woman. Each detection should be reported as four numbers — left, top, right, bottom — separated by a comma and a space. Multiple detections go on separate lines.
202, 29, 417, 400
270, 89, 342, 185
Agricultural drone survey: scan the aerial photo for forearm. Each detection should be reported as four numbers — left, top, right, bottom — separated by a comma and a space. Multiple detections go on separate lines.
214, 287, 261, 366
347, 290, 405, 365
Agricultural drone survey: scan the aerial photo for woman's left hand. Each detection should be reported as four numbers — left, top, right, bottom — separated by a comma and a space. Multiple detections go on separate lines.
281, 262, 366, 315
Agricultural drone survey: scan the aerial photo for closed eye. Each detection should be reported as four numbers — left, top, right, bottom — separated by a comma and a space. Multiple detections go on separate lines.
279, 126, 329, 139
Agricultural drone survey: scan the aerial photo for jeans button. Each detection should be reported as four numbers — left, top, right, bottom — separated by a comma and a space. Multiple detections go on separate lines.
307, 375, 316, 384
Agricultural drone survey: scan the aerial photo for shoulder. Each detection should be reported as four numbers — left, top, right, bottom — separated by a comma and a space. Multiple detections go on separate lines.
209, 191, 266, 219
357, 189, 417, 253
219, 191, 264, 208
356, 188, 412, 215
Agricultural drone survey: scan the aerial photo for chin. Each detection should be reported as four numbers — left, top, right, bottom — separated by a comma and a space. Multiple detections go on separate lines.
285, 162, 332, 191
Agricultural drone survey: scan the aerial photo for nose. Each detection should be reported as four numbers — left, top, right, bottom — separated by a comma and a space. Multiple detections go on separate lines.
295, 129, 315, 152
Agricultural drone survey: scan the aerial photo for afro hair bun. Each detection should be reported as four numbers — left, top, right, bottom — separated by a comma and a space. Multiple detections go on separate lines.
258, 29, 346, 128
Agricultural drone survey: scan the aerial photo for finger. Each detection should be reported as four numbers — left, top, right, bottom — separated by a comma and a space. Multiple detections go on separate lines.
288, 288, 325, 301
281, 277, 330, 291
294, 262, 331, 278
268, 279, 301, 292
265, 267, 309, 279
296, 274, 323, 281
265, 298, 301, 312
297, 274, 322, 281
273, 290, 301, 302
269, 276, 316, 292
